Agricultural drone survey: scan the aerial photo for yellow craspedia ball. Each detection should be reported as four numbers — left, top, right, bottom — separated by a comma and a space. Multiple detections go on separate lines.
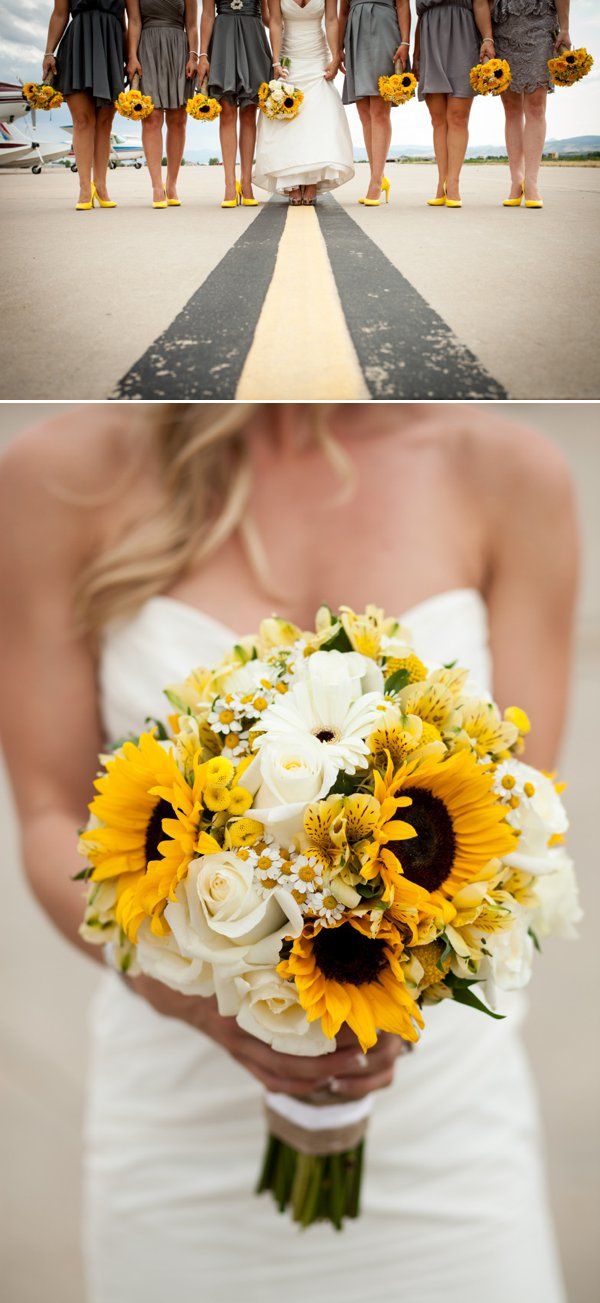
504, 706, 531, 735
206, 755, 235, 787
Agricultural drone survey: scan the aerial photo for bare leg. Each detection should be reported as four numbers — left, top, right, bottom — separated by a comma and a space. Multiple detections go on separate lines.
523, 87, 547, 202
502, 89, 525, 199
356, 97, 373, 173
66, 91, 96, 203
93, 104, 116, 200
142, 109, 166, 201
425, 93, 448, 199
239, 104, 257, 199
165, 107, 186, 200
445, 96, 472, 201
366, 96, 391, 200
219, 100, 238, 201
303, 183, 317, 202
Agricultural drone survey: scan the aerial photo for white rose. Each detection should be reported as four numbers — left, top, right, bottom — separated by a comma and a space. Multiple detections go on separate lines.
135, 919, 214, 995
299, 648, 383, 699
247, 735, 328, 845
485, 908, 533, 993
530, 850, 582, 940
215, 966, 334, 1056
502, 761, 569, 875
165, 851, 303, 978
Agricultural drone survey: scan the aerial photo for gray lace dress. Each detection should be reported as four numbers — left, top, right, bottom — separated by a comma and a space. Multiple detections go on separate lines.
492, 0, 558, 93
139, 0, 195, 109
417, 0, 480, 101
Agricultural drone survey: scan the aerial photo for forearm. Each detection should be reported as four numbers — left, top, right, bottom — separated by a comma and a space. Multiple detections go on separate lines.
45, 10, 69, 55
555, 0, 570, 35
473, 0, 493, 41
187, 20, 199, 53
325, 16, 339, 59
22, 809, 102, 964
396, 0, 410, 45
269, 16, 283, 65
127, 17, 142, 58
413, 16, 420, 61
338, 2, 349, 51
200, 8, 215, 54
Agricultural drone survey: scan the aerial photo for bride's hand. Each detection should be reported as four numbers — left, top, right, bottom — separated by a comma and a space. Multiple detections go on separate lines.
273, 61, 286, 79
131, 974, 412, 1097
324, 56, 340, 80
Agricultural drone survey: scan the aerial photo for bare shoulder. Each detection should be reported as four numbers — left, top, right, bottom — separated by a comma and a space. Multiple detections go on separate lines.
0, 408, 143, 574
455, 409, 576, 509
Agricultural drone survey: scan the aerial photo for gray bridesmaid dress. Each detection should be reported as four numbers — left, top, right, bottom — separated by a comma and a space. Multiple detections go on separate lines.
492, 0, 558, 93
417, 0, 480, 101
208, 0, 272, 109
342, 0, 403, 104
139, 0, 196, 109
55, 0, 125, 105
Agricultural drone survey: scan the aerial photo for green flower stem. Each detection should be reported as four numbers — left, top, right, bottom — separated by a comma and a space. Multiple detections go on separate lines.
256, 1132, 366, 1229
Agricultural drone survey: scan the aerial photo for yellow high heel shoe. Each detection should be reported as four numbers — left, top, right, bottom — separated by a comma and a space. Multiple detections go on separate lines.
503, 183, 524, 208
91, 182, 116, 209
524, 194, 543, 209
153, 185, 168, 209
166, 191, 181, 207
427, 192, 446, 207
221, 181, 239, 208
359, 175, 390, 205
75, 188, 94, 211
236, 180, 258, 207
443, 181, 462, 209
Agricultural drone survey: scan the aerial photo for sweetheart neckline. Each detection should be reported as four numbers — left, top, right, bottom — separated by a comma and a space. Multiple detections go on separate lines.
122, 587, 488, 648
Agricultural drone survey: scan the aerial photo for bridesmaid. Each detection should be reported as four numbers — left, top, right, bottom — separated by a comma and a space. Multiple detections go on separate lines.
340, 0, 410, 205
198, 0, 272, 207
43, 0, 126, 210
492, 0, 571, 209
414, 0, 495, 208
126, 0, 199, 208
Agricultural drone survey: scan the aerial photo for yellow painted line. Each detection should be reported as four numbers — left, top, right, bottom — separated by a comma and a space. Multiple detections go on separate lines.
236, 207, 368, 400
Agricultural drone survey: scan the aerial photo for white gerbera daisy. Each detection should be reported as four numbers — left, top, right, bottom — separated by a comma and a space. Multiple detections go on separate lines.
256, 654, 384, 787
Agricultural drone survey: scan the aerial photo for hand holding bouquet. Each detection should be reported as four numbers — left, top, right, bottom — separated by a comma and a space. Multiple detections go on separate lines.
115, 73, 154, 120
78, 603, 579, 1227
470, 58, 512, 95
186, 77, 222, 121
548, 48, 594, 87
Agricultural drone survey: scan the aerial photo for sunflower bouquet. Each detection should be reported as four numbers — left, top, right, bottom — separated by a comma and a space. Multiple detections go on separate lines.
115, 73, 154, 120
258, 75, 303, 121
78, 603, 579, 1229
470, 58, 512, 95
378, 67, 417, 106
22, 80, 63, 110
186, 76, 222, 121
548, 47, 594, 87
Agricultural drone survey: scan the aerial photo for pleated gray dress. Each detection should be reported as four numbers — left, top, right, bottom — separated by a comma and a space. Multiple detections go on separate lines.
342, 0, 402, 104
55, 0, 125, 105
208, 0, 272, 109
417, 0, 480, 100
492, 0, 557, 93
138, 0, 195, 109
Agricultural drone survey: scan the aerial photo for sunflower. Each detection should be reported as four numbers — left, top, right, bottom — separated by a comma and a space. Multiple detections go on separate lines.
79, 734, 250, 941
279, 916, 424, 1052
364, 750, 517, 920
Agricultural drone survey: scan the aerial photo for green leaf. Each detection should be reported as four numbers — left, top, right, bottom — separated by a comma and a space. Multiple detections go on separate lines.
445, 973, 505, 1019
528, 927, 542, 953
319, 620, 353, 653
384, 667, 410, 694
145, 716, 168, 740
443, 659, 457, 669
72, 866, 93, 881
329, 770, 363, 796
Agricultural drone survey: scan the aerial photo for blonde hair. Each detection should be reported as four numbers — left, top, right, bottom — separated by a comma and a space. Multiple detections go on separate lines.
75, 404, 352, 638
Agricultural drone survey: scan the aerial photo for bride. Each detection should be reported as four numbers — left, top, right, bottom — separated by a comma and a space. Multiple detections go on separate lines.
253, 0, 354, 204
0, 403, 573, 1303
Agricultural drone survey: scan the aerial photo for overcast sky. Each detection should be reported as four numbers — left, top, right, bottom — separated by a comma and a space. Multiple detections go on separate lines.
1, 0, 598, 148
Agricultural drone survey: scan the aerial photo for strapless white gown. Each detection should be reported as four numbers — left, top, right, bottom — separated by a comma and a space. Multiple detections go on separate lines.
253, 0, 354, 194
85, 589, 565, 1303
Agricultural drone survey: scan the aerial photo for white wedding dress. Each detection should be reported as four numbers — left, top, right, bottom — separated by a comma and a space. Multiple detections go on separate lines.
85, 589, 565, 1303
253, 0, 354, 194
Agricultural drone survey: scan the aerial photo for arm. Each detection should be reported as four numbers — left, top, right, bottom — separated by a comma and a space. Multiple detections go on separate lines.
0, 426, 398, 1100
198, 0, 215, 86
483, 432, 578, 770
42, 0, 70, 80
473, 0, 495, 61
338, 0, 349, 73
554, 0, 571, 51
393, 0, 410, 70
323, 0, 341, 80
125, 0, 143, 81
413, 15, 420, 78
184, 0, 200, 81
269, 0, 284, 76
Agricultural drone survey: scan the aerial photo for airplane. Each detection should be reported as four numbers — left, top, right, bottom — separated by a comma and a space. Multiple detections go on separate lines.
0, 119, 71, 172
0, 80, 30, 124
60, 127, 144, 171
